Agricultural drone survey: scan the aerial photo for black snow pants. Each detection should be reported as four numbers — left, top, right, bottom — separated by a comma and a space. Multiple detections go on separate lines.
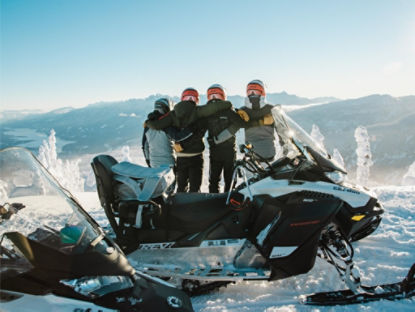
176, 154, 204, 193
209, 143, 236, 193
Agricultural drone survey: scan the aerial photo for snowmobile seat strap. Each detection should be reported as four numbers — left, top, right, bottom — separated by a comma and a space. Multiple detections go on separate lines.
112, 161, 172, 179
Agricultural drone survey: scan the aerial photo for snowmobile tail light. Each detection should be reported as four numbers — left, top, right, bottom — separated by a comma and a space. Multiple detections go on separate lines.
351, 214, 365, 221
60, 275, 133, 298
325, 171, 345, 184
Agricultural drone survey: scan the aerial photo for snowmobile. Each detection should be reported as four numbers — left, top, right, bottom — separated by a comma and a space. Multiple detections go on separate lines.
0, 147, 194, 312
91, 106, 414, 305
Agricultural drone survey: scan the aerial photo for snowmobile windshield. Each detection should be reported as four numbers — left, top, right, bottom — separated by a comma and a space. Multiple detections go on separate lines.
0, 147, 107, 255
271, 106, 346, 173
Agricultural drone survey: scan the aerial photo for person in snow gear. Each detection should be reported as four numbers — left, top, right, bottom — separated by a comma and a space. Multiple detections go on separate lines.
205, 84, 250, 193
146, 88, 232, 192
142, 98, 176, 168
238, 80, 279, 161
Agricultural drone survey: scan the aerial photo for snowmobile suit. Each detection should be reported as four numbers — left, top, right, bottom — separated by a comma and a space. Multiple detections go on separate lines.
174, 121, 209, 192
142, 110, 193, 168
206, 100, 248, 193
176, 153, 204, 193
142, 127, 175, 168
146, 100, 233, 193
239, 96, 277, 161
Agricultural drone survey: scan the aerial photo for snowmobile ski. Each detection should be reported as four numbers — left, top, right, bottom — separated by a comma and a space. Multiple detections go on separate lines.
304, 263, 415, 305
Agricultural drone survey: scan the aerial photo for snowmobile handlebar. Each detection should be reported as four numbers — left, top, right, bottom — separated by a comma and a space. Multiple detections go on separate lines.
238, 143, 272, 174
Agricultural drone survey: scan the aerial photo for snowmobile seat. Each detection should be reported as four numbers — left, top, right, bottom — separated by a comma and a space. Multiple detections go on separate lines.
164, 192, 234, 233
111, 162, 174, 202
91, 155, 121, 236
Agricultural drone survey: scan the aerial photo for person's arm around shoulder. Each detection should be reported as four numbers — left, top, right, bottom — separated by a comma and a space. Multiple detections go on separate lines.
196, 100, 232, 118
146, 111, 174, 130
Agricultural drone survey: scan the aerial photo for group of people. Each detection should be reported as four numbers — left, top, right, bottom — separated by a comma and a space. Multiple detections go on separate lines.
142, 79, 278, 193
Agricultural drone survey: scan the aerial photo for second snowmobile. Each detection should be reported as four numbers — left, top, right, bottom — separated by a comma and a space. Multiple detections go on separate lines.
0, 147, 194, 312
91, 106, 414, 304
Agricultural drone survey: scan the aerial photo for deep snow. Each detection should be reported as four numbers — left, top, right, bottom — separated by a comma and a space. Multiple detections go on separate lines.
75, 185, 415, 312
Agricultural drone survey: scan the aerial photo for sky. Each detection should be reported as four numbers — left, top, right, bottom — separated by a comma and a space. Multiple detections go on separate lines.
1, 0, 415, 111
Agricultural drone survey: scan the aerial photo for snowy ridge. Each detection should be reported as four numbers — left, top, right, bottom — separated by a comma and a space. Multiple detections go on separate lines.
75, 185, 415, 311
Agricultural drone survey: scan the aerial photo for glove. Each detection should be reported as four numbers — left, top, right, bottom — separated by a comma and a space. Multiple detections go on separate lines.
214, 129, 233, 145
263, 114, 274, 125
236, 109, 250, 122
173, 143, 183, 152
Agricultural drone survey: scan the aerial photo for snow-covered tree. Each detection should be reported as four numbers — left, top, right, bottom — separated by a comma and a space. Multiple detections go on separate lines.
354, 126, 373, 185
120, 145, 132, 162
332, 148, 346, 171
402, 161, 415, 185
38, 130, 85, 192
310, 124, 326, 152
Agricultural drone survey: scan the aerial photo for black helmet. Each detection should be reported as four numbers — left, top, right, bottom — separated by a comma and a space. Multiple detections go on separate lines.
154, 98, 173, 114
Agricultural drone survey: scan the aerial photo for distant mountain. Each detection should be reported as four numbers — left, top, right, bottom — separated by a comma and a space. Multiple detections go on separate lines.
2, 93, 413, 184
0, 92, 333, 154
288, 94, 415, 184
0, 109, 44, 121
224, 91, 338, 107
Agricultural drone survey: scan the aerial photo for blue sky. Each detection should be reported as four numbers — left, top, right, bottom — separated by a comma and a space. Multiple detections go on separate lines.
1, 0, 414, 111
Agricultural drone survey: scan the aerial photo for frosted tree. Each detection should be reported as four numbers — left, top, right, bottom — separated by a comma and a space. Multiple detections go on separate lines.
402, 161, 415, 185
38, 130, 85, 192
38, 129, 58, 169
0, 180, 8, 203
310, 124, 327, 152
354, 126, 373, 185
120, 145, 132, 162
332, 148, 346, 171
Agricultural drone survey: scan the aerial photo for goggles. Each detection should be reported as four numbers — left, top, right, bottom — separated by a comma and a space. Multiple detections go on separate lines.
182, 95, 199, 103
247, 84, 265, 96
207, 87, 226, 101
181, 89, 199, 103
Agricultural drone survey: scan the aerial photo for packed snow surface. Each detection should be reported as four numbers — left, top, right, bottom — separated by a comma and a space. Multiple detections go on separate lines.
75, 185, 415, 311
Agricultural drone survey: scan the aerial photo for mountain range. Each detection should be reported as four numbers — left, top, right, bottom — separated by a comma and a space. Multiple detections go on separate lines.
1, 92, 414, 184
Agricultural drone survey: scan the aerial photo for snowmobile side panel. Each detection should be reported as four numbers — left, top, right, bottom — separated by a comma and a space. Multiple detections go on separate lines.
240, 178, 373, 208
255, 195, 343, 280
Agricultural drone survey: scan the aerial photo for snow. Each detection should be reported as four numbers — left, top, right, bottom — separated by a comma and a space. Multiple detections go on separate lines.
74, 185, 415, 311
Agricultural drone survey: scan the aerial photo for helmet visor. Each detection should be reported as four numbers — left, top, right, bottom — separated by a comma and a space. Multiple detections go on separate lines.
181, 89, 199, 103
247, 84, 265, 96
207, 87, 226, 101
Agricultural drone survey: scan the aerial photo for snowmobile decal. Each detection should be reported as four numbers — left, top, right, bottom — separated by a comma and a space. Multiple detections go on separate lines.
333, 186, 361, 195
269, 246, 298, 259
200, 239, 245, 247
256, 211, 281, 245
290, 220, 321, 227
138, 242, 175, 249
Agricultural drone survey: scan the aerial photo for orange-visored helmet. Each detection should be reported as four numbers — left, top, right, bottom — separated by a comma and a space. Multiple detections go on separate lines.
181, 88, 199, 103
246, 79, 265, 96
207, 84, 227, 101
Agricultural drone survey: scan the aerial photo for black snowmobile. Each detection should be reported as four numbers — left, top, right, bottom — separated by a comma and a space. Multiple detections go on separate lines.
0, 147, 194, 312
91, 106, 414, 305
